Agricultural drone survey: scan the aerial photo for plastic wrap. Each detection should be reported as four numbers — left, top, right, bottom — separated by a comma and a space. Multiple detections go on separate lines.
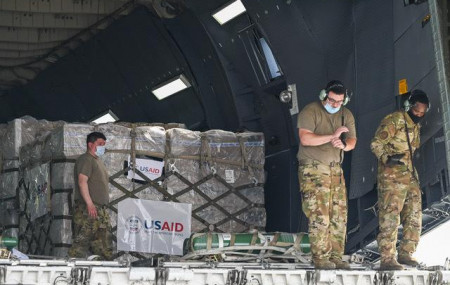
0, 199, 19, 239
165, 128, 202, 203
19, 214, 52, 255
97, 124, 167, 261
0, 123, 6, 138
42, 124, 93, 160
49, 218, 72, 249
165, 128, 266, 233
16, 120, 267, 258
22, 163, 50, 221
47, 162, 74, 256
0, 171, 20, 199
1, 159, 19, 172
19, 140, 46, 168
51, 162, 76, 189
36, 119, 65, 137
1, 116, 39, 160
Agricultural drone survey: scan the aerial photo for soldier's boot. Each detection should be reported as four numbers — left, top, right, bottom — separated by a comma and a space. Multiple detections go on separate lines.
380, 259, 404, 271
398, 254, 419, 267
314, 259, 336, 270
330, 258, 351, 270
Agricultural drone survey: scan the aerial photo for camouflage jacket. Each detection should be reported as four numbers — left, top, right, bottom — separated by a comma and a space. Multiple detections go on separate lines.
371, 110, 420, 172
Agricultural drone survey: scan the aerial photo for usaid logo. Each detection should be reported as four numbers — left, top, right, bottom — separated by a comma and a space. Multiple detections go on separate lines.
125, 215, 142, 233
144, 220, 184, 232
138, 166, 160, 174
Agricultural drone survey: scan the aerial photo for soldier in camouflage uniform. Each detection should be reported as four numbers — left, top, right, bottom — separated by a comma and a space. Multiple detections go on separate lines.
68, 132, 113, 260
298, 80, 357, 269
371, 90, 430, 270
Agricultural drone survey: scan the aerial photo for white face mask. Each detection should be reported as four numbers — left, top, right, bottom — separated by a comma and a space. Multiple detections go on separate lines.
95, 145, 106, 157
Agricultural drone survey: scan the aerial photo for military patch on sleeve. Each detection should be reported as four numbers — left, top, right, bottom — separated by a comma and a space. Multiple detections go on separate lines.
379, 131, 389, 140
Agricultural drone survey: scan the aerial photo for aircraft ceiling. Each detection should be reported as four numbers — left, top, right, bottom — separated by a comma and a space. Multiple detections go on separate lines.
0, 0, 152, 91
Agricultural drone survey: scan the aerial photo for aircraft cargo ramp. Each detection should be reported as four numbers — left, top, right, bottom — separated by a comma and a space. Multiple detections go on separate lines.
0, 259, 449, 285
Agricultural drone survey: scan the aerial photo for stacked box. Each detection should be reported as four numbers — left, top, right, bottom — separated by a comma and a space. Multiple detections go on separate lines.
19, 123, 92, 256
42, 123, 94, 160
1, 116, 39, 161
0, 117, 41, 240
16, 121, 267, 259
96, 124, 167, 227
165, 128, 266, 233
94, 124, 167, 263
0, 198, 19, 240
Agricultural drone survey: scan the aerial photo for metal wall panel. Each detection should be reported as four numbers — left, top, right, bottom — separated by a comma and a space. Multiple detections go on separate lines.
350, 1, 395, 199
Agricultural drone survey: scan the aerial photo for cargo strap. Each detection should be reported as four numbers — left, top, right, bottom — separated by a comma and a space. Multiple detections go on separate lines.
1, 168, 19, 174
1, 224, 19, 230
207, 233, 213, 250
238, 136, 257, 183
0, 196, 17, 203
293, 233, 305, 250
106, 149, 165, 159
230, 234, 236, 247
19, 159, 76, 256
109, 161, 264, 234
98, 130, 265, 259
49, 158, 77, 163
166, 133, 263, 170
184, 231, 311, 263
130, 125, 137, 191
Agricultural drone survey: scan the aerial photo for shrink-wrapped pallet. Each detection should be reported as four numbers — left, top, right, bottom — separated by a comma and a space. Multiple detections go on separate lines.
1, 116, 39, 161
42, 124, 94, 160
1, 117, 41, 240
17, 120, 267, 260
19, 123, 91, 256
165, 128, 266, 233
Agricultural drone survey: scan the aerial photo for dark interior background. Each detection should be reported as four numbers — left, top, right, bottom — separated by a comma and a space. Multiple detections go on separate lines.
0, 0, 447, 256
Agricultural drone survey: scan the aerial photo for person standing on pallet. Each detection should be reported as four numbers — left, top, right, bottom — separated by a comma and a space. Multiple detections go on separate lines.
68, 132, 113, 260
371, 90, 430, 270
297, 80, 357, 270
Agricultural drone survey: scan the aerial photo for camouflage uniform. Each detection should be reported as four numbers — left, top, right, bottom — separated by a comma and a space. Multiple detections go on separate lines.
68, 202, 113, 260
297, 101, 356, 264
298, 160, 347, 261
371, 110, 421, 262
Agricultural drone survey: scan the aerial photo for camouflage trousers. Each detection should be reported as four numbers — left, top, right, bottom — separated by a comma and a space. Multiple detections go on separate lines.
298, 160, 347, 261
377, 166, 422, 261
68, 202, 113, 260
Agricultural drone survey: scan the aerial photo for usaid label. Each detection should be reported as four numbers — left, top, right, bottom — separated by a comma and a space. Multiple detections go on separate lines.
127, 156, 164, 181
117, 199, 191, 255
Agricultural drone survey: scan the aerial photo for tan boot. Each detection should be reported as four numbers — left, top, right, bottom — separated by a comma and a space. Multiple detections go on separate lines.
398, 255, 419, 267
330, 257, 351, 269
380, 259, 404, 271
314, 259, 336, 270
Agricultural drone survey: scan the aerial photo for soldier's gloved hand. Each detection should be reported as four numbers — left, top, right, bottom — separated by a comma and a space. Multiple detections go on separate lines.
386, 153, 405, 166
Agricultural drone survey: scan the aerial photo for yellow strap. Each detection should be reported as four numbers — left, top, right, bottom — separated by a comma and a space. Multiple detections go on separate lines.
229, 234, 236, 247
293, 233, 304, 251
206, 233, 213, 250
250, 232, 258, 245
269, 232, 280, 246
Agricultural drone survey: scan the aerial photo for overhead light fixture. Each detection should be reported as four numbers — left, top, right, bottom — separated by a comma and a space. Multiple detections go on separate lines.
90, 109, 119, 124
212, 0, 246, 25
151, 74, 191, 100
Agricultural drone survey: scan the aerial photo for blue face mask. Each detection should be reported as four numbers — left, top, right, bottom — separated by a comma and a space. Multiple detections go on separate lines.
95, 145, 106, 157
324, 103, 341, 114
